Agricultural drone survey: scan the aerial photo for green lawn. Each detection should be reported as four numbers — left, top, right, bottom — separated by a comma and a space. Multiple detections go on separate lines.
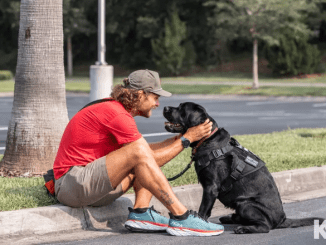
53, 73, 326, 97
0, 80, 15, 92
1, 72, 326, 96
0, 127, 325, 211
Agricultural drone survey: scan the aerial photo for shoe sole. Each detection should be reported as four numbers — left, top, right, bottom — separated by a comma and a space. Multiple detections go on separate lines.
125, 220, 168, 232
166, 227, 224, 237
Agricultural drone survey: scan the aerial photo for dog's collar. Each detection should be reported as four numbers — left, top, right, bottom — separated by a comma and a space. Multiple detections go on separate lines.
167, 128, 218, 182
192, 127, 218, 155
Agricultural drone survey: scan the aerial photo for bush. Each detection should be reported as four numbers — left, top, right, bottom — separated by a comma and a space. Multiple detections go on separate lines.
264, 28, 321, 76
0, 70, 13, 80
151, 5, 187, 76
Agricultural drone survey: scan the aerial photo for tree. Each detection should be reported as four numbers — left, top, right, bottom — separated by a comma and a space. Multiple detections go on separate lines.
264, 28, 321, 76
0, 0, 69, 173
205, 0, 321, 88
0, 0, 20, 72
151, 4, 187, 75
63, 0, 93, 76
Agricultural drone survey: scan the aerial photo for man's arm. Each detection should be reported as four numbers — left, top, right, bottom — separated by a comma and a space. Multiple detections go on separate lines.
150, 119, 212, 167
149, 134, 182, 151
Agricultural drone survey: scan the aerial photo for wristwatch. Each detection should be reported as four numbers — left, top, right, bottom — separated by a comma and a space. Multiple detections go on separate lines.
180, 136, 191, 148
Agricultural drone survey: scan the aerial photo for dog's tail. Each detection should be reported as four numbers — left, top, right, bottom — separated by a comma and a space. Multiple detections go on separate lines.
277, 217, 324, 229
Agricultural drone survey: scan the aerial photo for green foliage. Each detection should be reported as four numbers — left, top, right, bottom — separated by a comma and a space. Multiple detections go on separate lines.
1, 0, 326, 71
0, 0, 20, 72
0, 70, 13, 80
205, 0, 323, 59
265, 28, 321, 76
63, 0, 93, 37
151, 5, 189, 75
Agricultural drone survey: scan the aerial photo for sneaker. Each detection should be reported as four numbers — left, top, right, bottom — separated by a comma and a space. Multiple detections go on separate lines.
124, 206, 169, 232
167, 210, 224, 236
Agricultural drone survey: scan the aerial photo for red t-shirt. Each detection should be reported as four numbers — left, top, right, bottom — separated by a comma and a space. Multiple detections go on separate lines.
53, 99, 142, 179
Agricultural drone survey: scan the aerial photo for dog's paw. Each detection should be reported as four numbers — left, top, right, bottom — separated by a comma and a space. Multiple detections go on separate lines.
234, 226, 250, 234
219, 216, 234, 224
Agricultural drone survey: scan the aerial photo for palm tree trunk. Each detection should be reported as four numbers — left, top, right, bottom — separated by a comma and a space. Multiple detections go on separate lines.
67, 35, 73, 76
252, 38, 259, 89
0, 0, 69, 173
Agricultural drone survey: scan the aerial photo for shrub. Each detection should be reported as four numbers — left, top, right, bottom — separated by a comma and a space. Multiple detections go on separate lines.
0, 70, 14, 80
151, 5, 187, 76
264, 28, 321, 76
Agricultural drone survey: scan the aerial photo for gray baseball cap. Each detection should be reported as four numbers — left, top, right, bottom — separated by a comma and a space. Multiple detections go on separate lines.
125, 69, 172, 97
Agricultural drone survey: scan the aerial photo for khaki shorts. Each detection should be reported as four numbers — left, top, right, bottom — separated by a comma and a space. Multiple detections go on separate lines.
55, 156, 123, 208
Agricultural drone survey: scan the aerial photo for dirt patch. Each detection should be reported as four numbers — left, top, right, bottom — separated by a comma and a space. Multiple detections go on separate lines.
210, 58, 272, 74
283, 73, 326, 79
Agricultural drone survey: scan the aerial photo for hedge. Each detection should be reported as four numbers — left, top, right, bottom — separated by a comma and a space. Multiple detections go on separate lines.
0, 70, 13, 81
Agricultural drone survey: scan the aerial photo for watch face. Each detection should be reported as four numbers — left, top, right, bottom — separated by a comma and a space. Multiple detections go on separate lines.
182, 138, 190, 148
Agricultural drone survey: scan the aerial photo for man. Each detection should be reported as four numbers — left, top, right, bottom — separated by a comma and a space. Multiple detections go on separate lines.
53, 69, 224, 236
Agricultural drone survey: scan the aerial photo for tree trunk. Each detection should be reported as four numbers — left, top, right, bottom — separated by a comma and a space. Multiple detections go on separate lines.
252, 38, 259, 89
67, 35, 73, 76
0, 0, 69, 173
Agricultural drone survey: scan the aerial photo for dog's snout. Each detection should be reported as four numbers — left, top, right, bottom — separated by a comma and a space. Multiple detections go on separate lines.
163, 106, 171, 114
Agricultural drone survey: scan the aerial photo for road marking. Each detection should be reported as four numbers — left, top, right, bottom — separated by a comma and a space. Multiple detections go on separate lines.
0, 127, 8, 131
313, 103, 326, 107
246, 101, 291, 106
143, 132, 175, 137
0, 132, 174, 152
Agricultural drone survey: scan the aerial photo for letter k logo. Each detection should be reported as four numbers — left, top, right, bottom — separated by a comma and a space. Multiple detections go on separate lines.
314, 220, 326, 239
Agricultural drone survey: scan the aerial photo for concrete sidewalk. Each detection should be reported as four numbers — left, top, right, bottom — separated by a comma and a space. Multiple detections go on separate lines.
1, 165, 326, 244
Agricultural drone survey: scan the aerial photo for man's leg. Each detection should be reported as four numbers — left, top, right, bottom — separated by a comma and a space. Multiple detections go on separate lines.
105, 137, 187, 216
133, 178, 153, 208
118, 172, 153, 209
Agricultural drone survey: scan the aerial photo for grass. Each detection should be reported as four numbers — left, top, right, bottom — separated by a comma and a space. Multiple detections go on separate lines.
162, 72, 326, 84
161, 84, 326, 97
1, 72, 326, 96
0, 80, 15, 92
2, 79, 326, 97
0, 127, 325, 211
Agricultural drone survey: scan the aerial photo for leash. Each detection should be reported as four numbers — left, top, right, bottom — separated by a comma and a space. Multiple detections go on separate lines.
167, 127, 218, 181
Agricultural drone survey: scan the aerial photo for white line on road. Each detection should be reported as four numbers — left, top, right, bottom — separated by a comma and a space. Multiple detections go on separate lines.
0, 132, 174, 152
143, 132, 175, 137
246, 101, 291, 106
313, 103, 326, 107
0, 127, 8, 131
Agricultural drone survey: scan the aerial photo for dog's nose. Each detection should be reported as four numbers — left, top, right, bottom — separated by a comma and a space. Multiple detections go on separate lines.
163, 106, 171, 114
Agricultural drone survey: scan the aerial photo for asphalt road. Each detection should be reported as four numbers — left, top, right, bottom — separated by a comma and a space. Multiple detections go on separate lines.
45, 196, 326, 245
1, 94, 326, 154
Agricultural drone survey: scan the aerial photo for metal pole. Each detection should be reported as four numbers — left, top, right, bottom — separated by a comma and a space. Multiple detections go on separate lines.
90, 0, 113, 102
96, 0, 107, 65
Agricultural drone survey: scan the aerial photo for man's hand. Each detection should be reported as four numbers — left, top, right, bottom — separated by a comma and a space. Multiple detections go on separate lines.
183, 119, 213, 143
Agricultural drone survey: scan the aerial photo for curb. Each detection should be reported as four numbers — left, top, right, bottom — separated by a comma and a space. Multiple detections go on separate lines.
1, 165, 326, 239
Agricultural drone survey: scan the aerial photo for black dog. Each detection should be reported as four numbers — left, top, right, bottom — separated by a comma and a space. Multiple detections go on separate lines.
163, 102, 324, 234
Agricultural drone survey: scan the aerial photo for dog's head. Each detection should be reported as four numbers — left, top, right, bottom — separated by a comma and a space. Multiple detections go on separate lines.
163, 102, 218, 135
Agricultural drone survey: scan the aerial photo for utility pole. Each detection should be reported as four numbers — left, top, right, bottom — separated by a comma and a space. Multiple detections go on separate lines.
89, 0, 113, 102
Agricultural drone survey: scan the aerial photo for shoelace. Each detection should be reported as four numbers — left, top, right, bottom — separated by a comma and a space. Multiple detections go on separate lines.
149, 206, 162, 222
149, 205, 161, 214
189, 210, 208, 223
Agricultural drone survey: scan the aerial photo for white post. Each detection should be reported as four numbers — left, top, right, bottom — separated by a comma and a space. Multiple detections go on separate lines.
90, 0, 114, 102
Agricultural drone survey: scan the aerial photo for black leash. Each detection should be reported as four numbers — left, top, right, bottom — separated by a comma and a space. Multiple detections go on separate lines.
167, 158, 194, 181
167, 128, 218, 182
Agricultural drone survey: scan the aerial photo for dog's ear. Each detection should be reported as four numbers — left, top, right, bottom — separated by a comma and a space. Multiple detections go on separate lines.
186, 104, 209, 128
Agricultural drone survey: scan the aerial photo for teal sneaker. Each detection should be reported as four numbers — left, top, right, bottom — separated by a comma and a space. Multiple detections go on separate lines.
167, 210, 224, 236
124, 206, 169, 232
